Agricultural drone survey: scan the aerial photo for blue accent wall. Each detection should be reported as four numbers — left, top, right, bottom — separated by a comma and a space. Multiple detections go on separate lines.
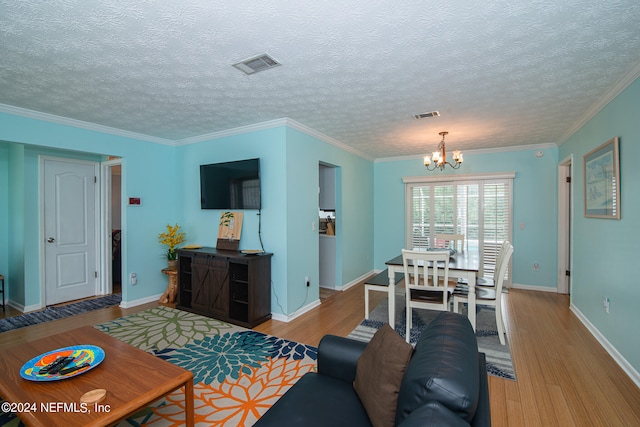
175, 125, 373, 316
373, 146, 559, 289
0, 113, 177, 307
559, 76, 640, 372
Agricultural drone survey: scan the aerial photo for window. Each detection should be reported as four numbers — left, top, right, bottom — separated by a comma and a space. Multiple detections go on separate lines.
404, 173, 514, 283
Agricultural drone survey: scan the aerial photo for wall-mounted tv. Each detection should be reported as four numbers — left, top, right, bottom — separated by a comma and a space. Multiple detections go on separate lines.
200, 158, 261, 209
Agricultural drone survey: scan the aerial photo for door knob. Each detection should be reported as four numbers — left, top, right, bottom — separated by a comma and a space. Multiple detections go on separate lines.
47, 237, 55, 243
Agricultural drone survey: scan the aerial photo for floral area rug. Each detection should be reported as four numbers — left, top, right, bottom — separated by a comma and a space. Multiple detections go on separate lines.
91, 306, 317, 426
0, 306, 318, 427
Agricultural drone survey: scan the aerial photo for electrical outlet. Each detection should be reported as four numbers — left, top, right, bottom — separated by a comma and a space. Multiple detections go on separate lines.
603, 296, 610, 314
533, 263, 539, 271
130, 273, 137, 285
305, 276, 310, 287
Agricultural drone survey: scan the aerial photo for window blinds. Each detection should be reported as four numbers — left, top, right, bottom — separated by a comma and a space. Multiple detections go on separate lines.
405, 174, 513, 283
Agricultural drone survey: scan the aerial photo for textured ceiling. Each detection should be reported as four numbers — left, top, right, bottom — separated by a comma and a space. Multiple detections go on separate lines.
1, 1, 640, 159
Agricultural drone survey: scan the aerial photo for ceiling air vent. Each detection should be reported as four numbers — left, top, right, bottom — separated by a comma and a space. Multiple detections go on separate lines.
233, 54, 281, 75
413, 111, 441, 119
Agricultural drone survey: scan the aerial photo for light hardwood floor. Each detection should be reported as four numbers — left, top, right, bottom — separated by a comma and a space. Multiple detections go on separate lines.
1, 283, 639, 426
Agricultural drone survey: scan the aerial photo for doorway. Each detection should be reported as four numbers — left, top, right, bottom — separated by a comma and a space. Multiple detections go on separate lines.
558, 156, 573, 295
101, 159, 122, 296
319, 163, 337, 289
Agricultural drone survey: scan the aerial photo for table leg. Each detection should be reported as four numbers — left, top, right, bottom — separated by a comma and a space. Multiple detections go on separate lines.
467, 272, 476, 331
388, 268, 395, 329
184, 379, 194, 427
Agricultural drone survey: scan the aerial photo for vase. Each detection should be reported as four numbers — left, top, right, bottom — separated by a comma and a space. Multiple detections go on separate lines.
167, 259, 178, 270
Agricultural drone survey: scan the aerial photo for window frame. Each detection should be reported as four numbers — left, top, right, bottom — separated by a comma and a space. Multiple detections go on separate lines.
404, 172, 515, 284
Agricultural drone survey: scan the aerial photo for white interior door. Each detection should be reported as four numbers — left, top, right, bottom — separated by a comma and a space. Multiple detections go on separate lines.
43, 157, 99, 305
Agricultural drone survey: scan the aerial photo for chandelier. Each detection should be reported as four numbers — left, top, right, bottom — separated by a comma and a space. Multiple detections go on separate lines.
423, 131, 463, 171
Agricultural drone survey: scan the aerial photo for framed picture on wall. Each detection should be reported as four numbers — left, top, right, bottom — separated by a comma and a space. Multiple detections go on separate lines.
583, 136, 620, 219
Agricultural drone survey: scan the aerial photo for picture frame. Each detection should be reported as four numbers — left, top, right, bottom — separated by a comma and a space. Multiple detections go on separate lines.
583, 136, 620, 219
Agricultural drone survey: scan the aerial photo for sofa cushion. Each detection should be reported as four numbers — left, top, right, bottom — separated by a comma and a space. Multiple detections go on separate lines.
398, 401, 471, 427
395, 312, 480, 425
254, 372, 371, 427
354, 324, 413, 427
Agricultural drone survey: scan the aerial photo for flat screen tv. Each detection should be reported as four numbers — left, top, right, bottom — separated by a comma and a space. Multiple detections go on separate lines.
200, 158, 261, 209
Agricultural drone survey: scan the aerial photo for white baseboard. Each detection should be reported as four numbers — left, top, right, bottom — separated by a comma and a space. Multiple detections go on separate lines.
271, 299, 321, 323
119, 293, 162, 309
7, 300, 43, 313
337, 270, 377, 291
570, 303, 640, 389
511, 283, 557, 292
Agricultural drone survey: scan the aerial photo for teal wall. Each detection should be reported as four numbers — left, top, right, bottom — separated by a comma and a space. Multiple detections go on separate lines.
0, 113, 177, 307
373, 146, 559, 289
559, 76, 640, 372
285, 127, 373, 313
176, 127, 291, 314
175, 125, 374, 316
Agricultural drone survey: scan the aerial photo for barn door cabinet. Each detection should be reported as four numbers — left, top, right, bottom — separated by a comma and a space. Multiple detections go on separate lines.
176, 247, 272, 328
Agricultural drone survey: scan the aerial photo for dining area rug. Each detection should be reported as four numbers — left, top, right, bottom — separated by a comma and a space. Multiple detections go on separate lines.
348, 295, 516, 381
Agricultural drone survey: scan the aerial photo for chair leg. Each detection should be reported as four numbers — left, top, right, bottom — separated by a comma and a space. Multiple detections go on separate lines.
496, 304, 506, 345
405, 308, 411, 343
364, 286, 370, 320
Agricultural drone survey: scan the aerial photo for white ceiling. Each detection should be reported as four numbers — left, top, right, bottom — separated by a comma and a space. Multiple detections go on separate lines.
2, 1, 640, 159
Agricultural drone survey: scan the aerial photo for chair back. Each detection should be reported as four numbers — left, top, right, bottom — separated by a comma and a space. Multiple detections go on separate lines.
494, 242, 514, 293
434, 233, 465, 252
401, 249, 450, 290
491, 240, 510, 279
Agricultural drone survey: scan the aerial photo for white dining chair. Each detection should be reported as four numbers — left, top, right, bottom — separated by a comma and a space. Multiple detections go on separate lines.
458, 240, 510, 288
452, 242, 514, 345
434, 233, 465, 252
402, 249, 452, 343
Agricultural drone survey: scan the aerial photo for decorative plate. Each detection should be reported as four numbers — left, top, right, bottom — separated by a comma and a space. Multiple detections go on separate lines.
182, 244, 203, 249
20, 345, 104, 382
241, 249, 263, 255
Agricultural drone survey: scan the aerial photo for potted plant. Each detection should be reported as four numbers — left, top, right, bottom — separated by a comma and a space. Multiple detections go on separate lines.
158, 224, 186, 270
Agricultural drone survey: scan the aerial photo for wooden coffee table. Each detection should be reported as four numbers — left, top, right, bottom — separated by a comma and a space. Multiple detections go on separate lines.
0, 326, 194, 427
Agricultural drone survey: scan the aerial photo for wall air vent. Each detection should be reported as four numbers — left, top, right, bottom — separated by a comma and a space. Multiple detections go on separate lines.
413, 111, 441, 119
233, 54, 281, 75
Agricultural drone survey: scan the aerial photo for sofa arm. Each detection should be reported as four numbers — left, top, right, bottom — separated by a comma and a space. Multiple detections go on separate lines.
317, 335, 368, 383
471, 352, 491, 427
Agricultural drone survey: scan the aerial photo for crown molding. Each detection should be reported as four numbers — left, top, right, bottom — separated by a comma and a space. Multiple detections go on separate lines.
174, 118, 290, 145
558, 61, 640, 145
374, 142, 557, 163
283, 118, 374, 161
0, 103, 174, 145
0, 101, 370, 160
175, 116, 374, 161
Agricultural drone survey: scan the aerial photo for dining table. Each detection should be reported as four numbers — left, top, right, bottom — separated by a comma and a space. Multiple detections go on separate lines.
385, 250, 481, 330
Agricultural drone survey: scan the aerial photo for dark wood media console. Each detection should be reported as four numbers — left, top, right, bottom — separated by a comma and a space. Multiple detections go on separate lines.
176, 247, 272, 328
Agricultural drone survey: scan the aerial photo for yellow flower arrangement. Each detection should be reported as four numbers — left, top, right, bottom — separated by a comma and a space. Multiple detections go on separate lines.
158, 224, 186, 260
